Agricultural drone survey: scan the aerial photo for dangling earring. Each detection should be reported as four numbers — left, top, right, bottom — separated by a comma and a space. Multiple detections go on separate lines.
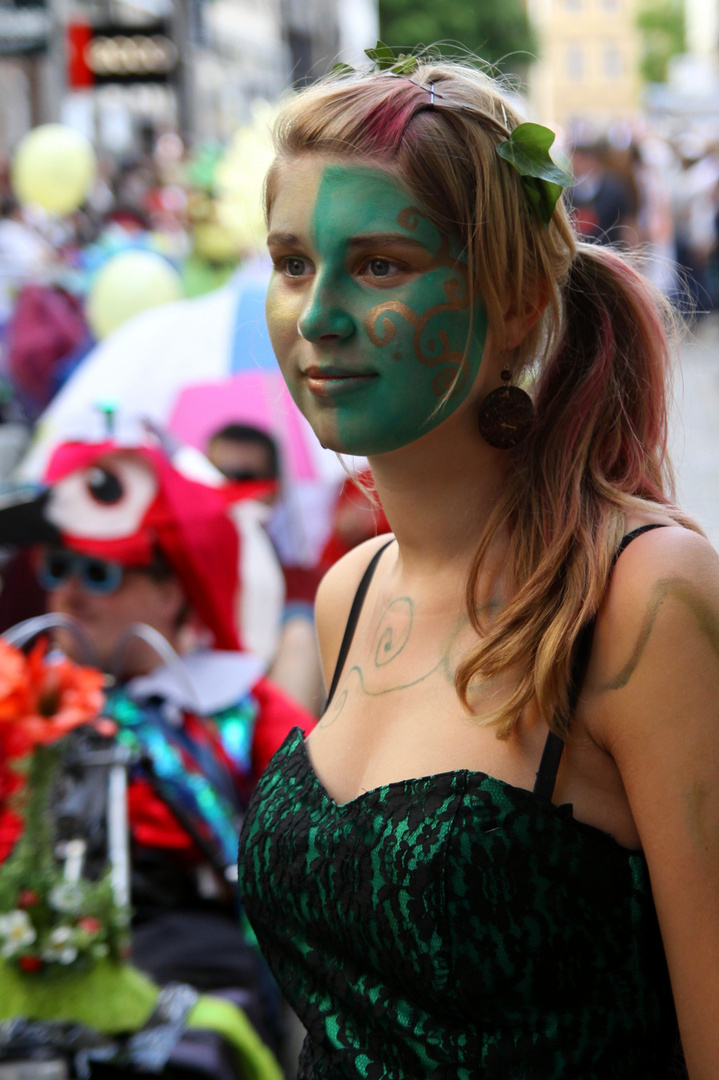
477, 367, 534, 449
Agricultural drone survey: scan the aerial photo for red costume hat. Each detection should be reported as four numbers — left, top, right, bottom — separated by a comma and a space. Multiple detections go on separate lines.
41, 438, 275, 652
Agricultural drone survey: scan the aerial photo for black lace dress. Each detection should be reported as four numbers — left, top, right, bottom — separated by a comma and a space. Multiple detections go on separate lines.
237, 528, 679, 1078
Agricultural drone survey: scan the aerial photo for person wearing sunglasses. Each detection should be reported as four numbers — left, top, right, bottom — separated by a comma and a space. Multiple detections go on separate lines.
38, 545, 188, 680
1, 436, 316, 1063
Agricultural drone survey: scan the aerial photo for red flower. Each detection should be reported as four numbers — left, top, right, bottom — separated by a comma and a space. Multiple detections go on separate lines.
0, 639, 114, 759
0, 806, 23, 864
18, 955, 43, 973
78, 916, 101, 935
18, 890, 39, 909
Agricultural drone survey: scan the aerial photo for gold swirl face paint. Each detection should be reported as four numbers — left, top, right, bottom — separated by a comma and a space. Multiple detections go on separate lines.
265, 157, 488, 455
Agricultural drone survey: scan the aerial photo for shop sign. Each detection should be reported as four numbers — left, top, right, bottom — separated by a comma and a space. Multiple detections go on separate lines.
67, 19, 178, 86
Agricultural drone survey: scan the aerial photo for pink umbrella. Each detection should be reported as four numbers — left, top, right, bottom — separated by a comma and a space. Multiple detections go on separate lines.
168, 371, 322, 482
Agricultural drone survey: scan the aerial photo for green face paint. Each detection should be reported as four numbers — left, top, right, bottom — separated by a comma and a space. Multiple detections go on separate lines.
266, 159, 488, 456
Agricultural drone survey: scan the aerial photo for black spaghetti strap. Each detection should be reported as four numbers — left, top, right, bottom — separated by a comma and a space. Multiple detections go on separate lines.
324, 539, 395, 709
533, 523, 669, 803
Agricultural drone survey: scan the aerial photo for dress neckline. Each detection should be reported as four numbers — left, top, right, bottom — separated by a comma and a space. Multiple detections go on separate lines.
288, 727, 641, 854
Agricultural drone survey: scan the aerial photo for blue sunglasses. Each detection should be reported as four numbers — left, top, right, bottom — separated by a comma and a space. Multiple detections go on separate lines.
38, 549, 124, 596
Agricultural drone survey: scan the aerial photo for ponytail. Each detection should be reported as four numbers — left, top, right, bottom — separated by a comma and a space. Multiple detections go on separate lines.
456, 243, 701, 737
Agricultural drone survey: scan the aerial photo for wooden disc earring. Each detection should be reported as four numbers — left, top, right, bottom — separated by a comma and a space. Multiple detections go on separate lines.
477, 368, 534, 450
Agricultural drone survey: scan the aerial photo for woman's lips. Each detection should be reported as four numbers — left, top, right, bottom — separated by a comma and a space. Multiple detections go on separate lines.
303, 366, 378, 398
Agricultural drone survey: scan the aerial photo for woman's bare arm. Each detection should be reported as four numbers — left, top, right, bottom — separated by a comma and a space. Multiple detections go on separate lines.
591, 527, 719, 1079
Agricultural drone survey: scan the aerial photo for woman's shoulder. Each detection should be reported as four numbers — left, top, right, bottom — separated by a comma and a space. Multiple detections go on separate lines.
314, 534, 396, 685
589, 517, 719, 740
604, 517, 719, 619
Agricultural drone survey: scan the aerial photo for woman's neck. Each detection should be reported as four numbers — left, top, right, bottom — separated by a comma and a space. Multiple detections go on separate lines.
368, 411, 511, 581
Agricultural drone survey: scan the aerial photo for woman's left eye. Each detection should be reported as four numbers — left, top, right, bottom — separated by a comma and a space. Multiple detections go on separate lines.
369, 258, 392, 277
361, 258, 402, 280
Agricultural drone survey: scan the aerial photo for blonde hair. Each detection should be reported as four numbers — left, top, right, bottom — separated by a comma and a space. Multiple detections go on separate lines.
266, 60, 700, 737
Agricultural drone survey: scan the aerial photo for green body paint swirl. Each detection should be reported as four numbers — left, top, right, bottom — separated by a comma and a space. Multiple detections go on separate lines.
600, 576, 719, 692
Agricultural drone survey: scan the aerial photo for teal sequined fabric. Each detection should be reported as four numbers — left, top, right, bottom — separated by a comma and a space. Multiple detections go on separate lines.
238, 728, 678, 1079
108, 689, 258, 866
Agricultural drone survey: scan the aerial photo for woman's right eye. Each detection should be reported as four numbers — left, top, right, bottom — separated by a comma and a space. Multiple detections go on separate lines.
283, 257, 311, 277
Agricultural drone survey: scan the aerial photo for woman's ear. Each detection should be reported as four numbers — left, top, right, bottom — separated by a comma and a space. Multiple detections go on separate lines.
502, 284, 550, 351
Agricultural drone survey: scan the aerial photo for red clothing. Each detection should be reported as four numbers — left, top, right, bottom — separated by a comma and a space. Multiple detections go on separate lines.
320, 471, 391, 572
127, 676, 314, 856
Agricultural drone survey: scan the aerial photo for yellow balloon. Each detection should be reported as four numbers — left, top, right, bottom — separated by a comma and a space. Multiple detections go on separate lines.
12, 124, 96, 216
87, 250, 184, 339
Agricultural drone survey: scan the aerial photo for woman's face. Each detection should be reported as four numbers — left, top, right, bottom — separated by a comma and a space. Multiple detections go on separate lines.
265, 155, 488, 456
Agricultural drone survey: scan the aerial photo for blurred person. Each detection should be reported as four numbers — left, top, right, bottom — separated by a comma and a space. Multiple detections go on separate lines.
208, 422, 280, 485
319, 470, 391, 573
4, 281, 91, 420
569, 140, 638, 246
0, 434, 314, 1051
632, 137, 679, 297
670, 134, 719, 316
0, 197, 54, 324
113, 158, 160, 219
208, 421, 325, 715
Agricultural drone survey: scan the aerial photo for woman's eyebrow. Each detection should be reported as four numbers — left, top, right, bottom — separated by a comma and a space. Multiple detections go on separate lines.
267, 231, 427, 251
348, 233, 425, 250
267, 231, 300, 247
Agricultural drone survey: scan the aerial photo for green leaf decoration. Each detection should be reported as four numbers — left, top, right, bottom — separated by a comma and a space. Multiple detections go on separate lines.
496, 123, 573, 228
332, 62, 355, 76
365, 41, 397, 70
390, 53, 418, 74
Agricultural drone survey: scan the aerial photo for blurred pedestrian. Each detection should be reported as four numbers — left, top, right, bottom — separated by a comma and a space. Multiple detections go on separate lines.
208, 421, 325, 715
569, 140, 638, 246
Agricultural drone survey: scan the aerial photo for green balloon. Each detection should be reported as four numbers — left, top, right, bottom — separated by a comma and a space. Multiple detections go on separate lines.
87, 250, 184, 339
12, 124, 96, 216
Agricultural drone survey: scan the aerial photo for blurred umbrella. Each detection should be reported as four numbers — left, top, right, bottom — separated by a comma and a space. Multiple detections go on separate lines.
20, 259, 285, 481
169, 372, 321, 482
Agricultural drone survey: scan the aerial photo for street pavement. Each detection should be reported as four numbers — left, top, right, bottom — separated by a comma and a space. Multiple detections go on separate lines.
672, 316, 719, 550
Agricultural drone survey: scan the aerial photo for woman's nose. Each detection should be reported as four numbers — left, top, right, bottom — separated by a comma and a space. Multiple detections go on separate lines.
298, 279, 356, 343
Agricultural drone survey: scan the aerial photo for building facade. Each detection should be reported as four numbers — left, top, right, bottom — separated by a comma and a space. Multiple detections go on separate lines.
526, 0, 643, 132
0, 0, 378, 154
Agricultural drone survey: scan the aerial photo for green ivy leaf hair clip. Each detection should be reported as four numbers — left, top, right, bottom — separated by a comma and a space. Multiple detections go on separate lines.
330, 47, 572, 228
364, 41, 418, 75
332, 41, 418, 77
496, 122, 573, 230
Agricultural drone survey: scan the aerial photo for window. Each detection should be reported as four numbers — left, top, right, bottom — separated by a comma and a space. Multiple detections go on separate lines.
566, 44, 585, 80
603, 44, 623, 78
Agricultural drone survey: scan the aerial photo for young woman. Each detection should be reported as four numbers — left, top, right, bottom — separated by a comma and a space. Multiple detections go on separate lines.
237, 60, 719, 1079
